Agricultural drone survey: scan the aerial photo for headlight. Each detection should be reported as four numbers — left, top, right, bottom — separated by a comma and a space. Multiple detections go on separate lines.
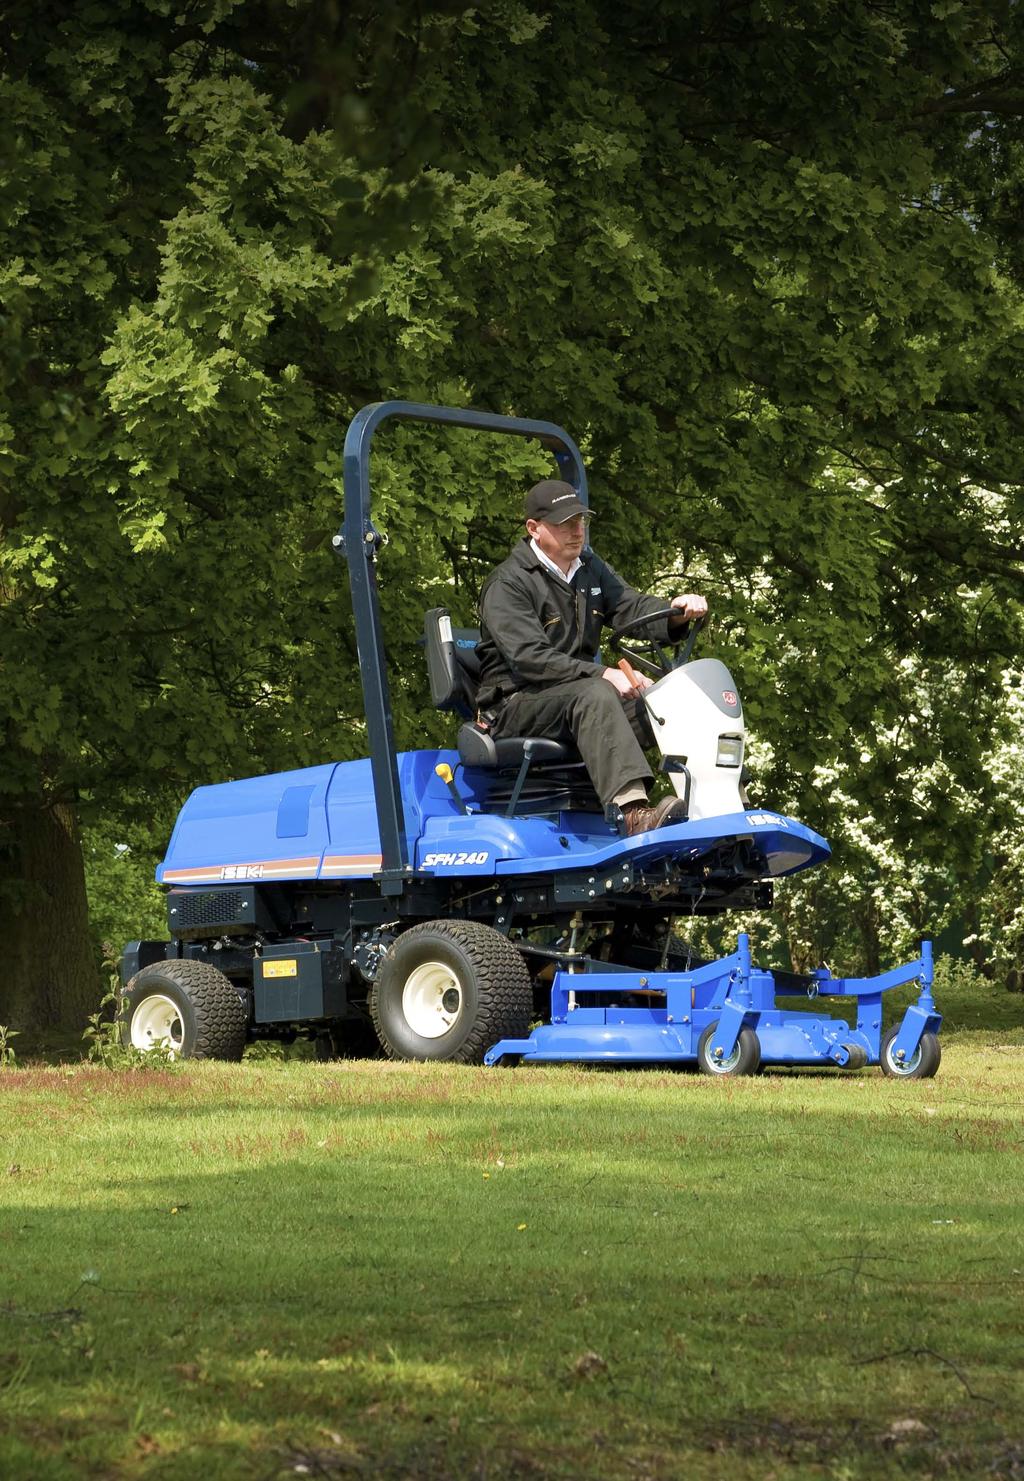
716, 734, 743, 768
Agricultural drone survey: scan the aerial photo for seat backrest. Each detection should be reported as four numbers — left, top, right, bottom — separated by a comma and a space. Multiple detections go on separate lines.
423, 607, 482, 720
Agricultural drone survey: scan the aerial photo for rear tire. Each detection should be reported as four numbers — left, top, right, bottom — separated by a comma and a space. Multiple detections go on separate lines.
370, 921, 532, 1064
120, 960, 248, 1061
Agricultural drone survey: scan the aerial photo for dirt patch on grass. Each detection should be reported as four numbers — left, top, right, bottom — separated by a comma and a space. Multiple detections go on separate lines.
701, 1410, 1024, 1479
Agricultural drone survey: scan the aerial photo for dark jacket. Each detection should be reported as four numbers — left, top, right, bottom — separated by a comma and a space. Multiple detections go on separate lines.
474, 538, 671, 712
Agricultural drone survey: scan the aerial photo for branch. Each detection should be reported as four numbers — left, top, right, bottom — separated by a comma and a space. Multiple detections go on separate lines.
854, 1345, 994, 1404
914, 87, 1024, 120
884, 429, 1024, 493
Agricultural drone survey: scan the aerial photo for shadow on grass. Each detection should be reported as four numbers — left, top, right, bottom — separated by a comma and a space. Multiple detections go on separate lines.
2, 1085, 1024, 1479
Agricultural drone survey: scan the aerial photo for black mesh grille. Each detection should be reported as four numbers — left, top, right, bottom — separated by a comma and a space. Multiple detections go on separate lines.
170, 890, 251, 930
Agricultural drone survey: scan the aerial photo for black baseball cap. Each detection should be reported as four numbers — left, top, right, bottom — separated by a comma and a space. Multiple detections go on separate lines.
524, 480, 590, 524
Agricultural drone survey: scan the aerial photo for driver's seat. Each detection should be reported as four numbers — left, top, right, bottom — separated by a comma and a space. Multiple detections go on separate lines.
423, 608, 602, 814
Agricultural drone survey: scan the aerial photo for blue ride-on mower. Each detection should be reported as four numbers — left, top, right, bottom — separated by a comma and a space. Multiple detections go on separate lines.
119, 402, 941, 1078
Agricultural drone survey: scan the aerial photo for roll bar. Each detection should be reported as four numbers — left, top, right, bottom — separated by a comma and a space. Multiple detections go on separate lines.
333, 401, 588, 889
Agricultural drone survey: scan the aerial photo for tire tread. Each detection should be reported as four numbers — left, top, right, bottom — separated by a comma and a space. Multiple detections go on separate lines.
880, 1026, 941, 1079
122, 959, 248, 1060
696, 1022, 760, 1076
370, 920, 532, 1064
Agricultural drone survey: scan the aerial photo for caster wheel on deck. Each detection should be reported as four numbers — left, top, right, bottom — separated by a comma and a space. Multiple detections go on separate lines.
697, 1023, 761, 1077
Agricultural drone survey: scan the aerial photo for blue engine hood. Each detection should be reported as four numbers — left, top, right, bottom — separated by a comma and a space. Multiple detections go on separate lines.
158, 750, 830, 885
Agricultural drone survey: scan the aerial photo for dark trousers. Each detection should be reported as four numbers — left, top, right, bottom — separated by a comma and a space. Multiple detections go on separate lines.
490, 677, 655, 807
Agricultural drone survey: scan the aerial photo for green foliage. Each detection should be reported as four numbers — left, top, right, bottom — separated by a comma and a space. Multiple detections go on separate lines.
81, 979, 176, 1070
2, 1, 1024, 989
964, 681, 1024, 987
241, 1038, 287, 1062
0, 1024, 17, 1067
82, 816, 168, 963
930, 952, 1005, 1023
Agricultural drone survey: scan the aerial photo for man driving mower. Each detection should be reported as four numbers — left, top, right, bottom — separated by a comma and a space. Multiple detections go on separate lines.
475, 480, 709, 835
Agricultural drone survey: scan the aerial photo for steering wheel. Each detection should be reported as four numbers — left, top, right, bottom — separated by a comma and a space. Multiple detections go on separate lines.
609, 609, 706, 679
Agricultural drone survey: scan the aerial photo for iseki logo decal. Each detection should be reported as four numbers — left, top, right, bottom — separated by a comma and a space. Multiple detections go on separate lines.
722, 690, 738, 706
220, 863, 265, 880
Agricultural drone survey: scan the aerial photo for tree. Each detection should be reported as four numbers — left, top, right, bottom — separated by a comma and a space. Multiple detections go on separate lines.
0, 0, 458, 1025
4, 0, 1024, 1029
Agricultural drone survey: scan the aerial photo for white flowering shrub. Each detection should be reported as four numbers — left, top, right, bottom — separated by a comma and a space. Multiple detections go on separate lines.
965, 679, 1024, 990
688, 656, 1022, 987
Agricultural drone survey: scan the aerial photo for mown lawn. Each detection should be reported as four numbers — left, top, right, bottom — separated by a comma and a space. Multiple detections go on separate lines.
1, 990, 1023, 1479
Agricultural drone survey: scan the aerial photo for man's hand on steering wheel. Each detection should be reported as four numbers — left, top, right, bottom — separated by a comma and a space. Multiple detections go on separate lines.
668, 593, 709, 626
609, 597, 711, 679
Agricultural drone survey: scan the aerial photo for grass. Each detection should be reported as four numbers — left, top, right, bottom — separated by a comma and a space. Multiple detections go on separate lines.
1, 973, 1022, 1479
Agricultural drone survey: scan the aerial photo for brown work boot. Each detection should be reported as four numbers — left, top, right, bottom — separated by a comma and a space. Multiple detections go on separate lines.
622, 796, 688, 836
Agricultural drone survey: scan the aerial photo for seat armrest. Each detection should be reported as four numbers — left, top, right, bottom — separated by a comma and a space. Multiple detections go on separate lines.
457, 722, 498, 767
458, 724, 580, 770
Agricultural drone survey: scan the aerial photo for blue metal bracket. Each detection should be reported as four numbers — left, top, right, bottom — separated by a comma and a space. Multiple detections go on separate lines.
703, 932, 754, 1059
810, 941, 937, 1060
809, 941, 932, 998
886, 943, 942, 1064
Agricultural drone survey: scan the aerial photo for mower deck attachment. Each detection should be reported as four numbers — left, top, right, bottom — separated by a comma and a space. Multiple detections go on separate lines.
485, 934, 942, 1077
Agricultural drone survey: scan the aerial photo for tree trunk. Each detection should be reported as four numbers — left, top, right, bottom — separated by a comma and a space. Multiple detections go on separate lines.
858, 900, 881, 979
0, 798, 100, 1031
962, 901, 997, 982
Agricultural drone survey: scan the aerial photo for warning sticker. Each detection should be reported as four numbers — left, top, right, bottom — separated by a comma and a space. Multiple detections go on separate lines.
263, 959, 298, 979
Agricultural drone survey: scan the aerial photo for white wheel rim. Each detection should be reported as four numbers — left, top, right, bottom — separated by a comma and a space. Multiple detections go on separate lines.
886, 1039, 922, 1075
130, 994, 184, 1057
705, 1035, 743, 1074
402, 960, 464, 1039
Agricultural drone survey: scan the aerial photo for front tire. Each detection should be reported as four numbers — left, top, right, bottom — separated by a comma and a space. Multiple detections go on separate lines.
697, 1022, 761, 1076
370, 921, 532, 1064
880, 1026, 941, 1079
120, 960, 248, 1061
